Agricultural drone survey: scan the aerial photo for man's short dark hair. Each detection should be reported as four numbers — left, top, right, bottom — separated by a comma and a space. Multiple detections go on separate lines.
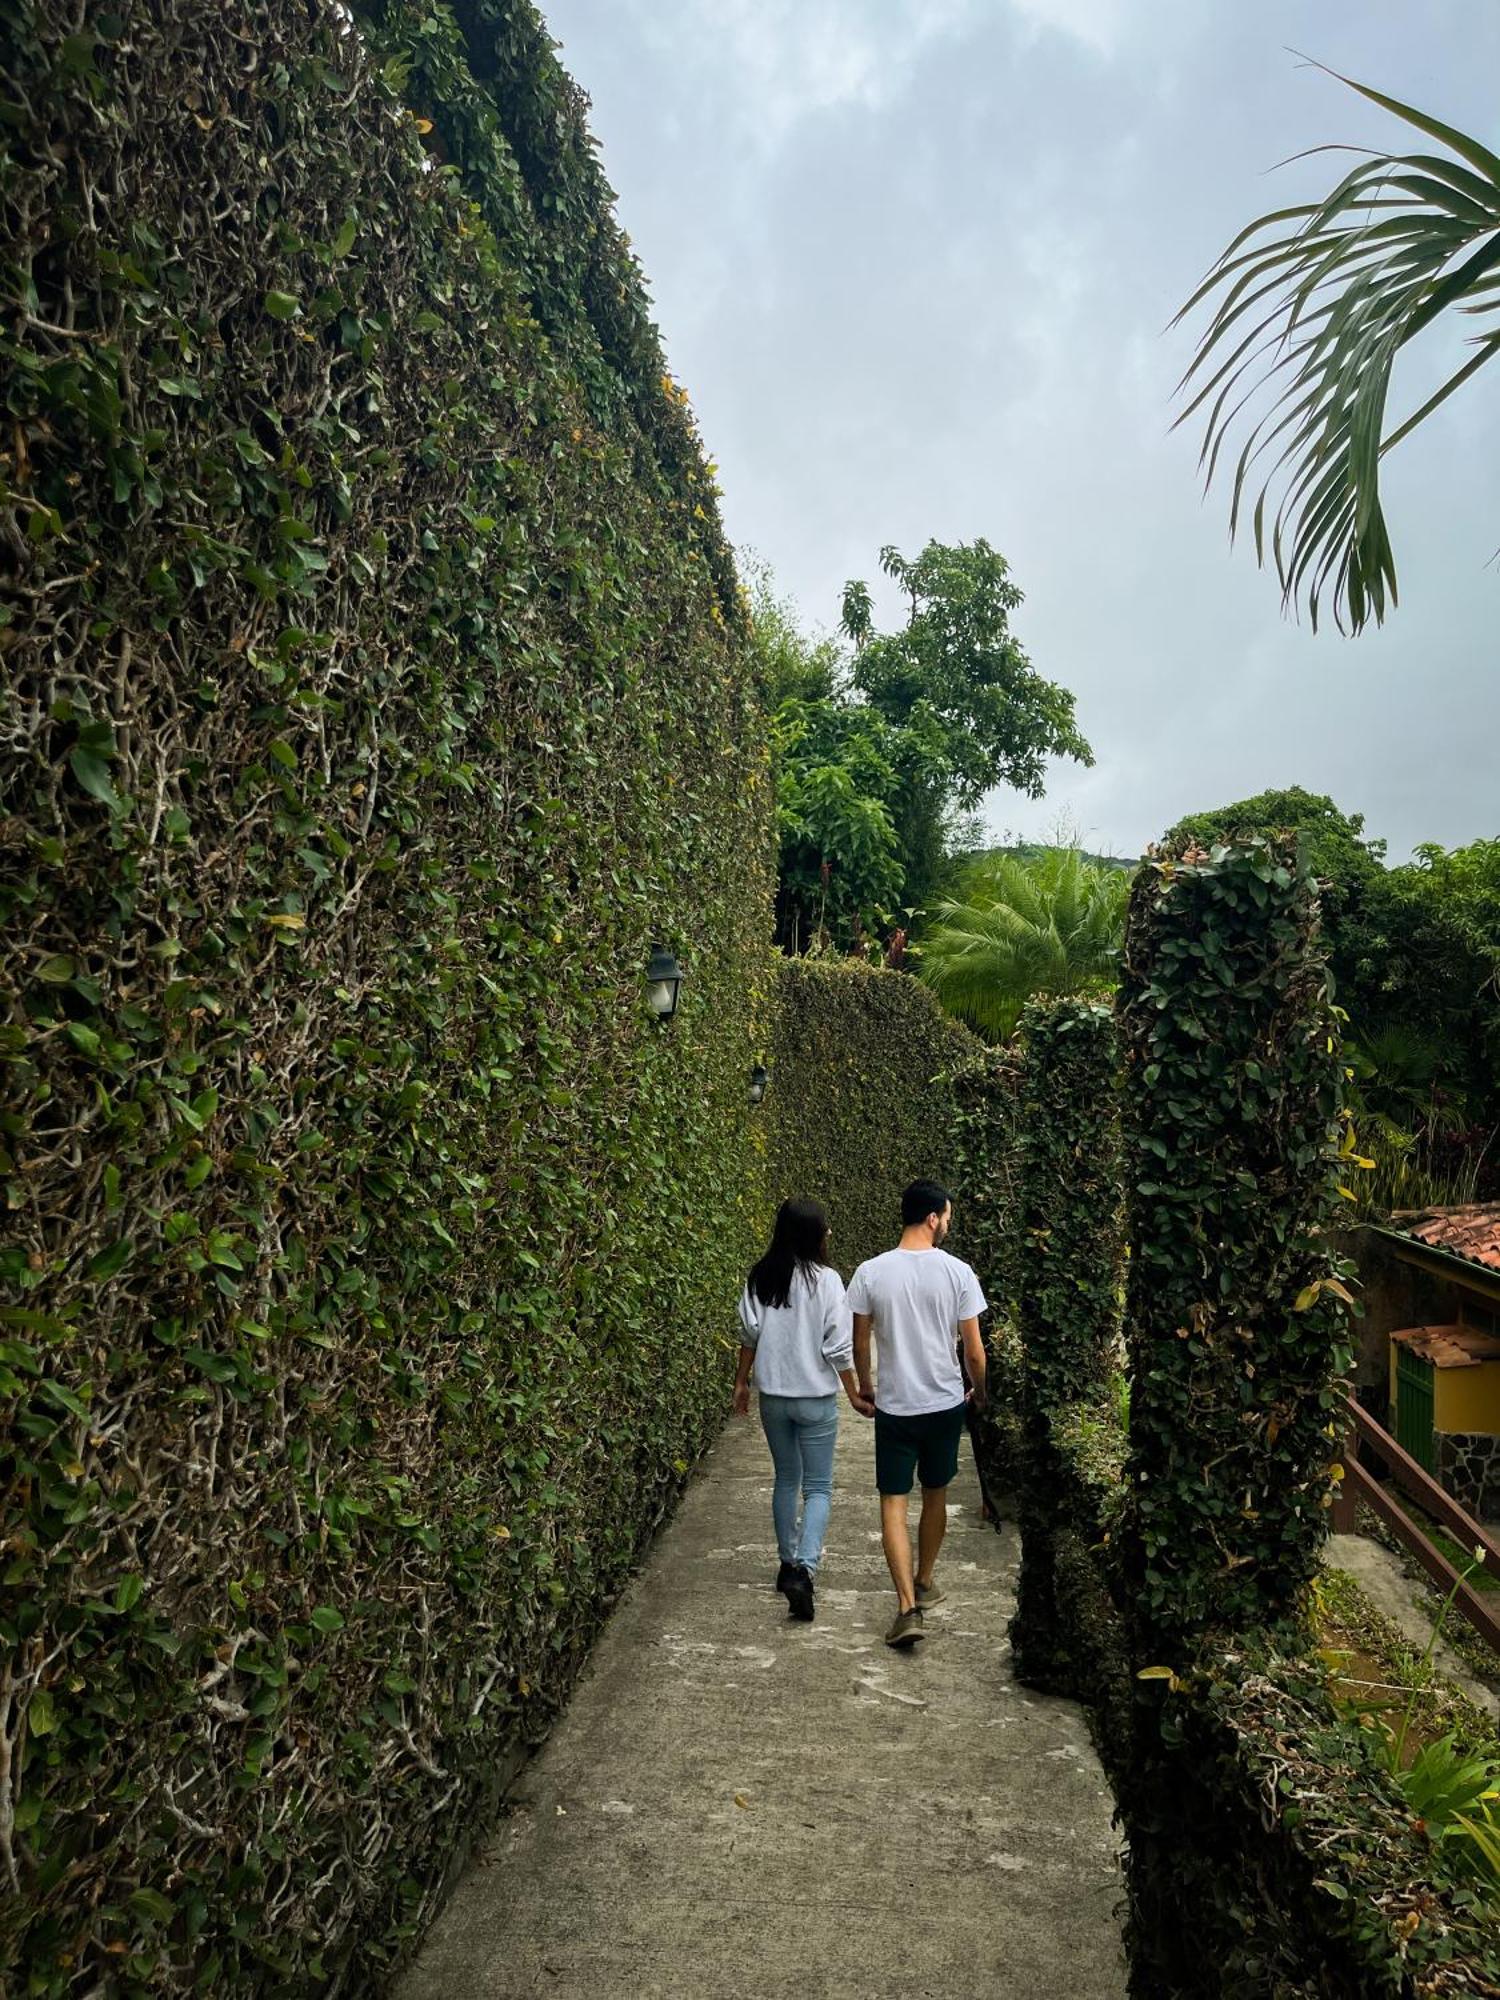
901, 1179, 950, 1227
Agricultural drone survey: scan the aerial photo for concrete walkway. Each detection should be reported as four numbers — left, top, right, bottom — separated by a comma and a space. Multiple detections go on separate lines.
398, 1400, 1126, 2000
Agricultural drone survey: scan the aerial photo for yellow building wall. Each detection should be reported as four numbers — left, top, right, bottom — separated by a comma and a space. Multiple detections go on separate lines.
1434, 1362, 1500, 1435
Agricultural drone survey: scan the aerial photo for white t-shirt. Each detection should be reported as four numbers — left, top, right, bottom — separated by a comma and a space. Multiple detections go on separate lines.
738, 1264, 854, 1399
846, 1248, 987, 1416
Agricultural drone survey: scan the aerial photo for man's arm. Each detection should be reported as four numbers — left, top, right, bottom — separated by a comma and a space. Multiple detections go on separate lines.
853, 1312, 874, 1404
959, 1316, 986, 1411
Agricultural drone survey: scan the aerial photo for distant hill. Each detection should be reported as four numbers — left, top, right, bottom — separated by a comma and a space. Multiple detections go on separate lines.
962, 843, 1137, 874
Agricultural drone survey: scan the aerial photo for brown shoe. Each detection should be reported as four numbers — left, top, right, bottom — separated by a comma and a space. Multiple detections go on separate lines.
915, 1581, 944, 1609
885, 1607, 925, 1648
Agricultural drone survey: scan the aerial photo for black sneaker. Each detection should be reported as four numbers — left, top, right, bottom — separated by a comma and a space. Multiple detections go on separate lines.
785, 1565, 815, 1622
775, 1560, 797, 1596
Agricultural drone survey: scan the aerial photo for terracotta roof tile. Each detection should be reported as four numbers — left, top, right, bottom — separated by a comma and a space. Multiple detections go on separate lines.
1390, 1322, 1500, 1369
1392, 1202, 1500, 1278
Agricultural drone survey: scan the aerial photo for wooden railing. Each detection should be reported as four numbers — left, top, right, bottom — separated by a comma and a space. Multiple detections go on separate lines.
1331, 1393, 1500, 1656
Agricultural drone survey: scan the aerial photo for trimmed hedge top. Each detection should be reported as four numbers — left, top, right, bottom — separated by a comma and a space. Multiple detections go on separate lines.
0, 2, 770, 1992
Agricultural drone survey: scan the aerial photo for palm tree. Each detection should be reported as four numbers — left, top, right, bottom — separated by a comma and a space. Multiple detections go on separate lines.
918, 848, 1128, 1040
1175, 62, 1500, 633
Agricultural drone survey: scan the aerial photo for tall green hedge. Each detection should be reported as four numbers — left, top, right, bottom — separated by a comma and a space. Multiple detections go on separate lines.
1014, 1001, 1123, 1416
1007, 1001, 1124, 1688
945, 1045, 1024, 1312
0, 3, 770, 1992
1117, 839, 1353, 1652
766, 960, 979, 1275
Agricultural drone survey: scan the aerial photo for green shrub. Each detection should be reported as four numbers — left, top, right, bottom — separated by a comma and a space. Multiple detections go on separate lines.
1013, 1000, 1123, 1414
1116, 839, 1354, 1653
946, 1045, 1025, 1494
1007, 1000, 1124, 1686
946, 1043, 1024, 1310
766, 959, 979, 1275
1127, 1653, 1500, 1998
0, 3, 770, 1991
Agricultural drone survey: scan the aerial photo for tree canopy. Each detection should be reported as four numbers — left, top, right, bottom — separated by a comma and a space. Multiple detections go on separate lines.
754, 542, 1091, 952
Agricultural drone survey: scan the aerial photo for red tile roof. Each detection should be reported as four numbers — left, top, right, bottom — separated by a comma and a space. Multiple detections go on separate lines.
1393, 1203, 1500, 1278
1391, 1322, 1500, 1370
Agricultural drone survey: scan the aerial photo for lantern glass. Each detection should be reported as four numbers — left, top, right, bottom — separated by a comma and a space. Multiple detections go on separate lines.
645, 945, 683, 1021
748, 1064, 769, 1106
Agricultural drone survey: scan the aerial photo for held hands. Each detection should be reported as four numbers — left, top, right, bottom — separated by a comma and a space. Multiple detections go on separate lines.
846, 1385, 876, 1420
732, 1382, 751, 1418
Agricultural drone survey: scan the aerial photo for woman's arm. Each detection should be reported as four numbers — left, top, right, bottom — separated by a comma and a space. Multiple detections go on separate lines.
839, 1367, 874, 1418
732, 1343, 754, 1417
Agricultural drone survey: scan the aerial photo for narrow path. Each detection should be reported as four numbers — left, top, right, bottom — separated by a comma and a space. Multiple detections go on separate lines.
398, 1400, 1126, 1999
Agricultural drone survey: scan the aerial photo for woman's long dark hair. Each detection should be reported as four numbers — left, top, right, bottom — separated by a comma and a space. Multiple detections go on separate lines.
748, 1197, 831, 1309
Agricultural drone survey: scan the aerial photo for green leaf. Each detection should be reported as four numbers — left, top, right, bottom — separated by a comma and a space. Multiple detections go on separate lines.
66, 1021, 102, 1059
115, 1573, 144, 1612
36, 955, 77, 984
265, 290, 301, 320
28, 1689, 58, 1737
86, 1239, 133, 1282
70, 747, 121, 811
310, 1605, 345, 1633
38, 1377, 90, 1421
128, 1886, 175, 1924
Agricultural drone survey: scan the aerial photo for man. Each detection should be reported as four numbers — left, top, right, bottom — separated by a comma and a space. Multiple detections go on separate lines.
848, 1179, 987, 1649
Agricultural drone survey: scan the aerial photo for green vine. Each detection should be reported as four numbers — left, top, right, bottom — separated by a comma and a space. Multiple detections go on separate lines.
766, 959, 978, 1276
1014, 1000, 1124, 1418
0, 3, 770, 1992
1117, 838, 1355, 1652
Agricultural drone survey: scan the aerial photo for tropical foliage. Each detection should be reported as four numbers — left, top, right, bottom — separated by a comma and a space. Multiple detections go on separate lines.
1167, 790, 1499, 1202
754, 546, 1091, 952
918, 848, 1128, 1039
1175, 63, 1500, 633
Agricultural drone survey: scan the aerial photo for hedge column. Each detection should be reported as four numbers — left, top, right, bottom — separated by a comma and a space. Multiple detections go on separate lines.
947, 1046, 1025, 1504
1117, 839, 1354, 1653
1009, 1000, 1124, 1688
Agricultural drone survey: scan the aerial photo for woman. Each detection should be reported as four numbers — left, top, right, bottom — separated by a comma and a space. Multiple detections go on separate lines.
733, 1197, 874, 1623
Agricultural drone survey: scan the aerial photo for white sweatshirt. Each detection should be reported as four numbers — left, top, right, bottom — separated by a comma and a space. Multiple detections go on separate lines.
737, 1263, 854, 1398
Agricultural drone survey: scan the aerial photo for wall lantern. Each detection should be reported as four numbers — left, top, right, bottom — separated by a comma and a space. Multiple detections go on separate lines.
645, 944, 684, 1023
748, 1063, 769, 1108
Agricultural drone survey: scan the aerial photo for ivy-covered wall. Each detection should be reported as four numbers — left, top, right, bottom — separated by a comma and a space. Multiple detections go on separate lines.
0, 3, 772, 1993
1117, 839, 1353, 1651
1006, 1001, 1124, 1690
766, 959, 979, 1276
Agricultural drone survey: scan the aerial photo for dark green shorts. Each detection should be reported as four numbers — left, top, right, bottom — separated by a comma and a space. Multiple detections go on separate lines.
874, 1402, 966, 1495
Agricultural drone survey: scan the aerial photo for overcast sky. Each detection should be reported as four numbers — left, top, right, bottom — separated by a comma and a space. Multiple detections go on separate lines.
544, 0, 1498, 863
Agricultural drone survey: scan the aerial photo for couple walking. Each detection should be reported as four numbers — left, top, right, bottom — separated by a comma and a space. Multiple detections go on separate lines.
733, 1179, 987, 1648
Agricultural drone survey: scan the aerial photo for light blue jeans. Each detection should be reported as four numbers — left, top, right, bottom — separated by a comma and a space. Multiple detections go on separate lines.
758, 1393, 839, 1573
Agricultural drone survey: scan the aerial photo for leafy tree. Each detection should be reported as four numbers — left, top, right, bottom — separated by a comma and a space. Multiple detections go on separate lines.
1167, 790, 1499, 1195
842, 541, 1093, 914
1175, 63, 1500, 633
918, 847, 1128, 1040
752, 546, 1091, 953
1165, 787, 1386, 940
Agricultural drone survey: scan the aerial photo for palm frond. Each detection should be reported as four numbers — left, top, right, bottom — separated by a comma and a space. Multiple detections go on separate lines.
919, 850, 1128, 1039
1174, 65, 1500, 632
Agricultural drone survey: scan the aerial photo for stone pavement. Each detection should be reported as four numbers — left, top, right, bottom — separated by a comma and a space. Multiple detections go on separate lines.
397, 1399, 1126, 2000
